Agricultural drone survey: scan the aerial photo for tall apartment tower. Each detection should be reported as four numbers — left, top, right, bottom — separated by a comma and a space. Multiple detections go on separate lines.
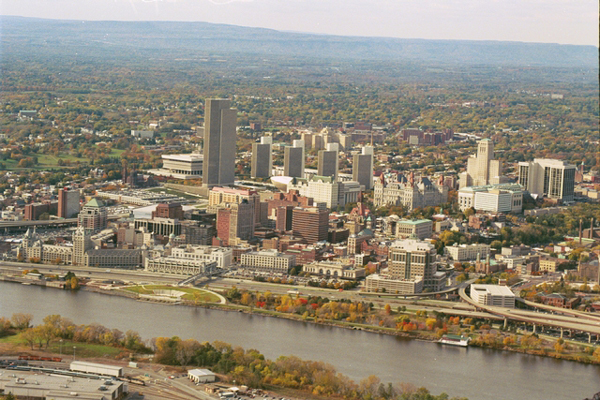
460, 139, 504, 188
202, 99, 237, 188
251, 136, 272, 178
352, 145, 374, 190
291, 207, 329, 244
58, 187, 80, 218
284, 139, 305, 178
518, 158, 576, 202
318, 143, 339, 180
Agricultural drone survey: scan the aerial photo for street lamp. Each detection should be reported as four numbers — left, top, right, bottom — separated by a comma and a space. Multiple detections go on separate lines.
73, 346, 76, 361
59, 339, 63, 356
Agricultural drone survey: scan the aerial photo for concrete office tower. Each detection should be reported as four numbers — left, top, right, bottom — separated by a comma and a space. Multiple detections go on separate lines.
291, 207, 329, 244
58, 187, 80, 218
518, 158, 576, 202
460, 139, 503, 188
284, 139, 305, 178
202, 99, 237, 187
251, 136, 273, 178
318, 143, 339, 180
353, 145, 374, 190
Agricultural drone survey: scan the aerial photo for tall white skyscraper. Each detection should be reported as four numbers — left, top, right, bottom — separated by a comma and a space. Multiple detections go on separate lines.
203, 99, 237, 187
460, 139, 504, 188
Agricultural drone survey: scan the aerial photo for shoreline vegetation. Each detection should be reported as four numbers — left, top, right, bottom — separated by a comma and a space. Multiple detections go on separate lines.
3, 277, 600, 367
0, 313, 468, 400
2, 278, 600, 366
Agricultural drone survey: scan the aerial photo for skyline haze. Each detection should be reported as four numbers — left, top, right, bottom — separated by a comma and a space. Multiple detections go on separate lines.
1, 0, 598, 47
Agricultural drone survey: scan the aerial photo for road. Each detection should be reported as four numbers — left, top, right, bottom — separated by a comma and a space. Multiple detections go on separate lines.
458, 286, 600, 337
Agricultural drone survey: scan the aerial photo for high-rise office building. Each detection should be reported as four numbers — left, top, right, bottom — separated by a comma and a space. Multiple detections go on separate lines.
78, 198, 108, 232
72, 226, 92, 266
518, 158, 576, 202
317, 143, 339, 180
460, 139, 504, 188
202, 99, 237, 187
291, 207, 329, 244
251, 136, 272, 178
208, 186, 260, 226
284, 139, 305, 178
58, 187, 80, 218
352, 145, 374, 190
215, 201, 255, 246
388, 237, 441, 290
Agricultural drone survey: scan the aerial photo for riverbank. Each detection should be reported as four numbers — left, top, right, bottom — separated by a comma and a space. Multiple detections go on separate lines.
78, 283, 600, 366
2, 280, 599, 400
0, 327, 465, 400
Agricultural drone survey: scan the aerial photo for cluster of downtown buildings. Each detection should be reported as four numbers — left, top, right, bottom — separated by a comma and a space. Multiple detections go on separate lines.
12, 98, 591, 295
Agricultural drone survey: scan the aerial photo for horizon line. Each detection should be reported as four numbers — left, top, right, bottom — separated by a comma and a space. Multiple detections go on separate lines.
1, 14, 598, 49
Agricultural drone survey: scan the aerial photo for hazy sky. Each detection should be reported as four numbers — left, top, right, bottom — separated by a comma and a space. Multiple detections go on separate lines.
1, 0, 598, 46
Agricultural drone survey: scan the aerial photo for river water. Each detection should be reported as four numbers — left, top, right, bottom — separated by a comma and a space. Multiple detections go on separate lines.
0, 282, 598, 400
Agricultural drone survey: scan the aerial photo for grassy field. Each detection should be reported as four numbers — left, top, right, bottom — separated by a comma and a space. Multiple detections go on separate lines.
3, 146, 125, 171
38, 153, 89, 166
0, 334, 123, 358
122, 285, 220, 303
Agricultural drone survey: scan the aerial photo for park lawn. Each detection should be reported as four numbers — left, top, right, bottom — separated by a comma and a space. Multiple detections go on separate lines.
123, 285, 220, 303
38, 153, 89, 166
108, 148, 126, 157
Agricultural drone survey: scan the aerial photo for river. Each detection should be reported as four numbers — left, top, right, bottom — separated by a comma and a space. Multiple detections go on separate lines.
0, 282, 598, 399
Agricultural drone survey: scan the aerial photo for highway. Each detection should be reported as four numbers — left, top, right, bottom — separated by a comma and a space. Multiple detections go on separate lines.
4, 259, 600, 339
0, 214, 127, 229
458, 286, 600, 338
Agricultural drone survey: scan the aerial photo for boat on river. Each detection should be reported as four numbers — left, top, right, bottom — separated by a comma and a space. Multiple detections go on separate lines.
438, 334, 470, 347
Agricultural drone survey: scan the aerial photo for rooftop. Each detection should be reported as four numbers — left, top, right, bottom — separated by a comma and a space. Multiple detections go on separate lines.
471, 284, 515, 297
398, 219, 432, 225
162, 153, 203, 162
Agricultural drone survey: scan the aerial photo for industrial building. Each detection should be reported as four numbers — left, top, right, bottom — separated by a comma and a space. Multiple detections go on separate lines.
0, 370, 124, 400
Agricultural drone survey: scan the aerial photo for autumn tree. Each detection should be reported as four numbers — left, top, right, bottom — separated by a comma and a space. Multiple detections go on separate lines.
11, 313, 33, 330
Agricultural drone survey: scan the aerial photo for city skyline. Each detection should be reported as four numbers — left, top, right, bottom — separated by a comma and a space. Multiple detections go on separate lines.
1, 0, 598, 46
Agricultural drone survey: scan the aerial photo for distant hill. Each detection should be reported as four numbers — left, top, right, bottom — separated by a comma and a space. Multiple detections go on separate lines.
1, 16, 597, 68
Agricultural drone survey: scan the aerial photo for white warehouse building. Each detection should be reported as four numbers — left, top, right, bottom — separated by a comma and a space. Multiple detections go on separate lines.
470, 284, 515, 308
